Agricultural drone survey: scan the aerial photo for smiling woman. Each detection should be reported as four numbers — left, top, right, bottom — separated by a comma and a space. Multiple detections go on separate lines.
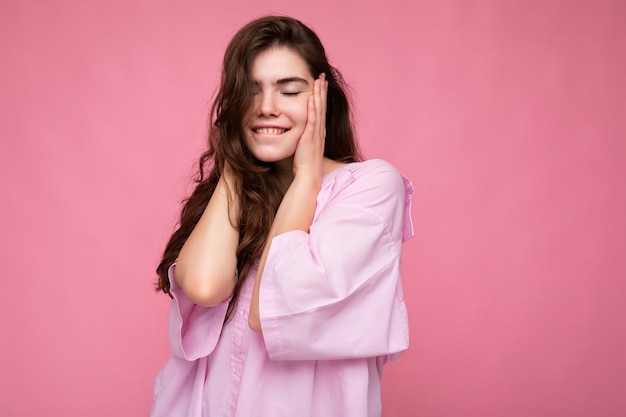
243, 47, 314, 170
151, 15, 413, 417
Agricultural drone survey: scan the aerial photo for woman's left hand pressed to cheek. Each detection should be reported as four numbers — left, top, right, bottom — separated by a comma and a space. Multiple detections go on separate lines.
292, 73, 328, 178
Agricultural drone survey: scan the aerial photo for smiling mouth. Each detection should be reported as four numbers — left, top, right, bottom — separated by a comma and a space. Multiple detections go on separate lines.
253, 127, 289, 135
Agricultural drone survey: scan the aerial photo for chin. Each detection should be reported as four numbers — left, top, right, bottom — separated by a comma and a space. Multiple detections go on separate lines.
252, 154, 294, 164
247, 146, 296, 165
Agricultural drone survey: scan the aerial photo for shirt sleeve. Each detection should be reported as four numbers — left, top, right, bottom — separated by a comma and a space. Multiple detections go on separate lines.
259, 160, 414, 361
167, 263, 229, 361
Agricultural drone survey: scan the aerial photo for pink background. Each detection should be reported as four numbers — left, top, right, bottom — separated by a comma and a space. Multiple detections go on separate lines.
1, 0, 625, 416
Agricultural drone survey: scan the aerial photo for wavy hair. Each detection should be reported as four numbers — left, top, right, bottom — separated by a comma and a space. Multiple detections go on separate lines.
156, 15, 362, 321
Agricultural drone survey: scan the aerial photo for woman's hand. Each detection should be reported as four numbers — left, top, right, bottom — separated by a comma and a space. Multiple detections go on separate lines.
220, 159, 239, 227
292, 73, 328, 178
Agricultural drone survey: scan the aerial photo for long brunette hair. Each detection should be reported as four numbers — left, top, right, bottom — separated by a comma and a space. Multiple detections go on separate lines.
156, 16, 361, 321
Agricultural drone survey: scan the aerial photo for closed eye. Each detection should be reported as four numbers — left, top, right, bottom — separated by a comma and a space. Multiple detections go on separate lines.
281, 92, 302, 96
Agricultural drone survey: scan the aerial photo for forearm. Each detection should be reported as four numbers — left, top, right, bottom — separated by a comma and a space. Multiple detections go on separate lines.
175, 176, 239, 307
248, 174, 321, 332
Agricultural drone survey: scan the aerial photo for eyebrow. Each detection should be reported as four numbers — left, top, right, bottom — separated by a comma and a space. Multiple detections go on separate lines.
253, 77, 310, 86
276, 77, 309, 86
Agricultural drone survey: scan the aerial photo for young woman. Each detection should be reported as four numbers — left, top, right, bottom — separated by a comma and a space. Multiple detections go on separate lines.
152, 15, 414, 417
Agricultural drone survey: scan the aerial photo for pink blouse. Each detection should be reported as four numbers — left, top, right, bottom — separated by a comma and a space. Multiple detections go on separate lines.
151, 159, 414, 417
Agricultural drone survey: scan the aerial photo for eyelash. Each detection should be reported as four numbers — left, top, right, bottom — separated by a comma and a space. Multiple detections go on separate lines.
250, 91, 302, 97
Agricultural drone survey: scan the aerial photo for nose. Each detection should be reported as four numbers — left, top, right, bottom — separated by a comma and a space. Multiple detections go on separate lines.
258, 91, 279, 116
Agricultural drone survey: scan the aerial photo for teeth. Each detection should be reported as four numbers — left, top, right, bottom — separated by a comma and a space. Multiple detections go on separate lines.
255, 127, 286, 135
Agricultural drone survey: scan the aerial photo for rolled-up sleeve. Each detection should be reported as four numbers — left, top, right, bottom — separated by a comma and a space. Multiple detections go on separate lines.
259, 160, 413, 361
167, 264, 229, 361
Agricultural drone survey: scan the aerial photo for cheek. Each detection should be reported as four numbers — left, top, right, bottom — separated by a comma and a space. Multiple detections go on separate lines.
242, 106, 255, 126
286, 99, 309, 125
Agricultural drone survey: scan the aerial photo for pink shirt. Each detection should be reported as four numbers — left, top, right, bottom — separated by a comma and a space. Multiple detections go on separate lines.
151, 159, 414, 417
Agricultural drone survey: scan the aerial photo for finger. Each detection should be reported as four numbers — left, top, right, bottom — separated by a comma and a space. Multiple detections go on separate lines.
303, 94, 316, 140
313, 77, 324, 140
319, 74, 327, 139
320, 73, 328, 114
314, 78, 322, 121
311, 80, 321, 134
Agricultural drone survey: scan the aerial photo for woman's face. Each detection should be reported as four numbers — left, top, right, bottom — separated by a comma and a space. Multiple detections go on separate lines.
243, 46, 315, 168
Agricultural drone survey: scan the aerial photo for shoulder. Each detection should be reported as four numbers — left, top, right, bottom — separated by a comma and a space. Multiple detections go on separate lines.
320, 158, 410, 207
345, 159, 410, 199
316, 159, 414, 242
350, 159, 404, 181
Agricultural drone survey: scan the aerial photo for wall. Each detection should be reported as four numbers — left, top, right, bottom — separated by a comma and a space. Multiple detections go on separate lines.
1, 0, 624, 416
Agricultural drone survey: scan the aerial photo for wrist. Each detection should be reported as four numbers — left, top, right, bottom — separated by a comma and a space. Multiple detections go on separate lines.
215, 174, 240, 224
292, 170, 322, 191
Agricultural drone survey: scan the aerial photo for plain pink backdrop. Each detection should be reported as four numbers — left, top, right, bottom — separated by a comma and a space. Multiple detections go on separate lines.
1, 1, 625, 416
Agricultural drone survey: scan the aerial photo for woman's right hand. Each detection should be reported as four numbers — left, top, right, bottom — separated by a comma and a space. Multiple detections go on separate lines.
220, 159, 239, 225
175, 160, 239, 307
